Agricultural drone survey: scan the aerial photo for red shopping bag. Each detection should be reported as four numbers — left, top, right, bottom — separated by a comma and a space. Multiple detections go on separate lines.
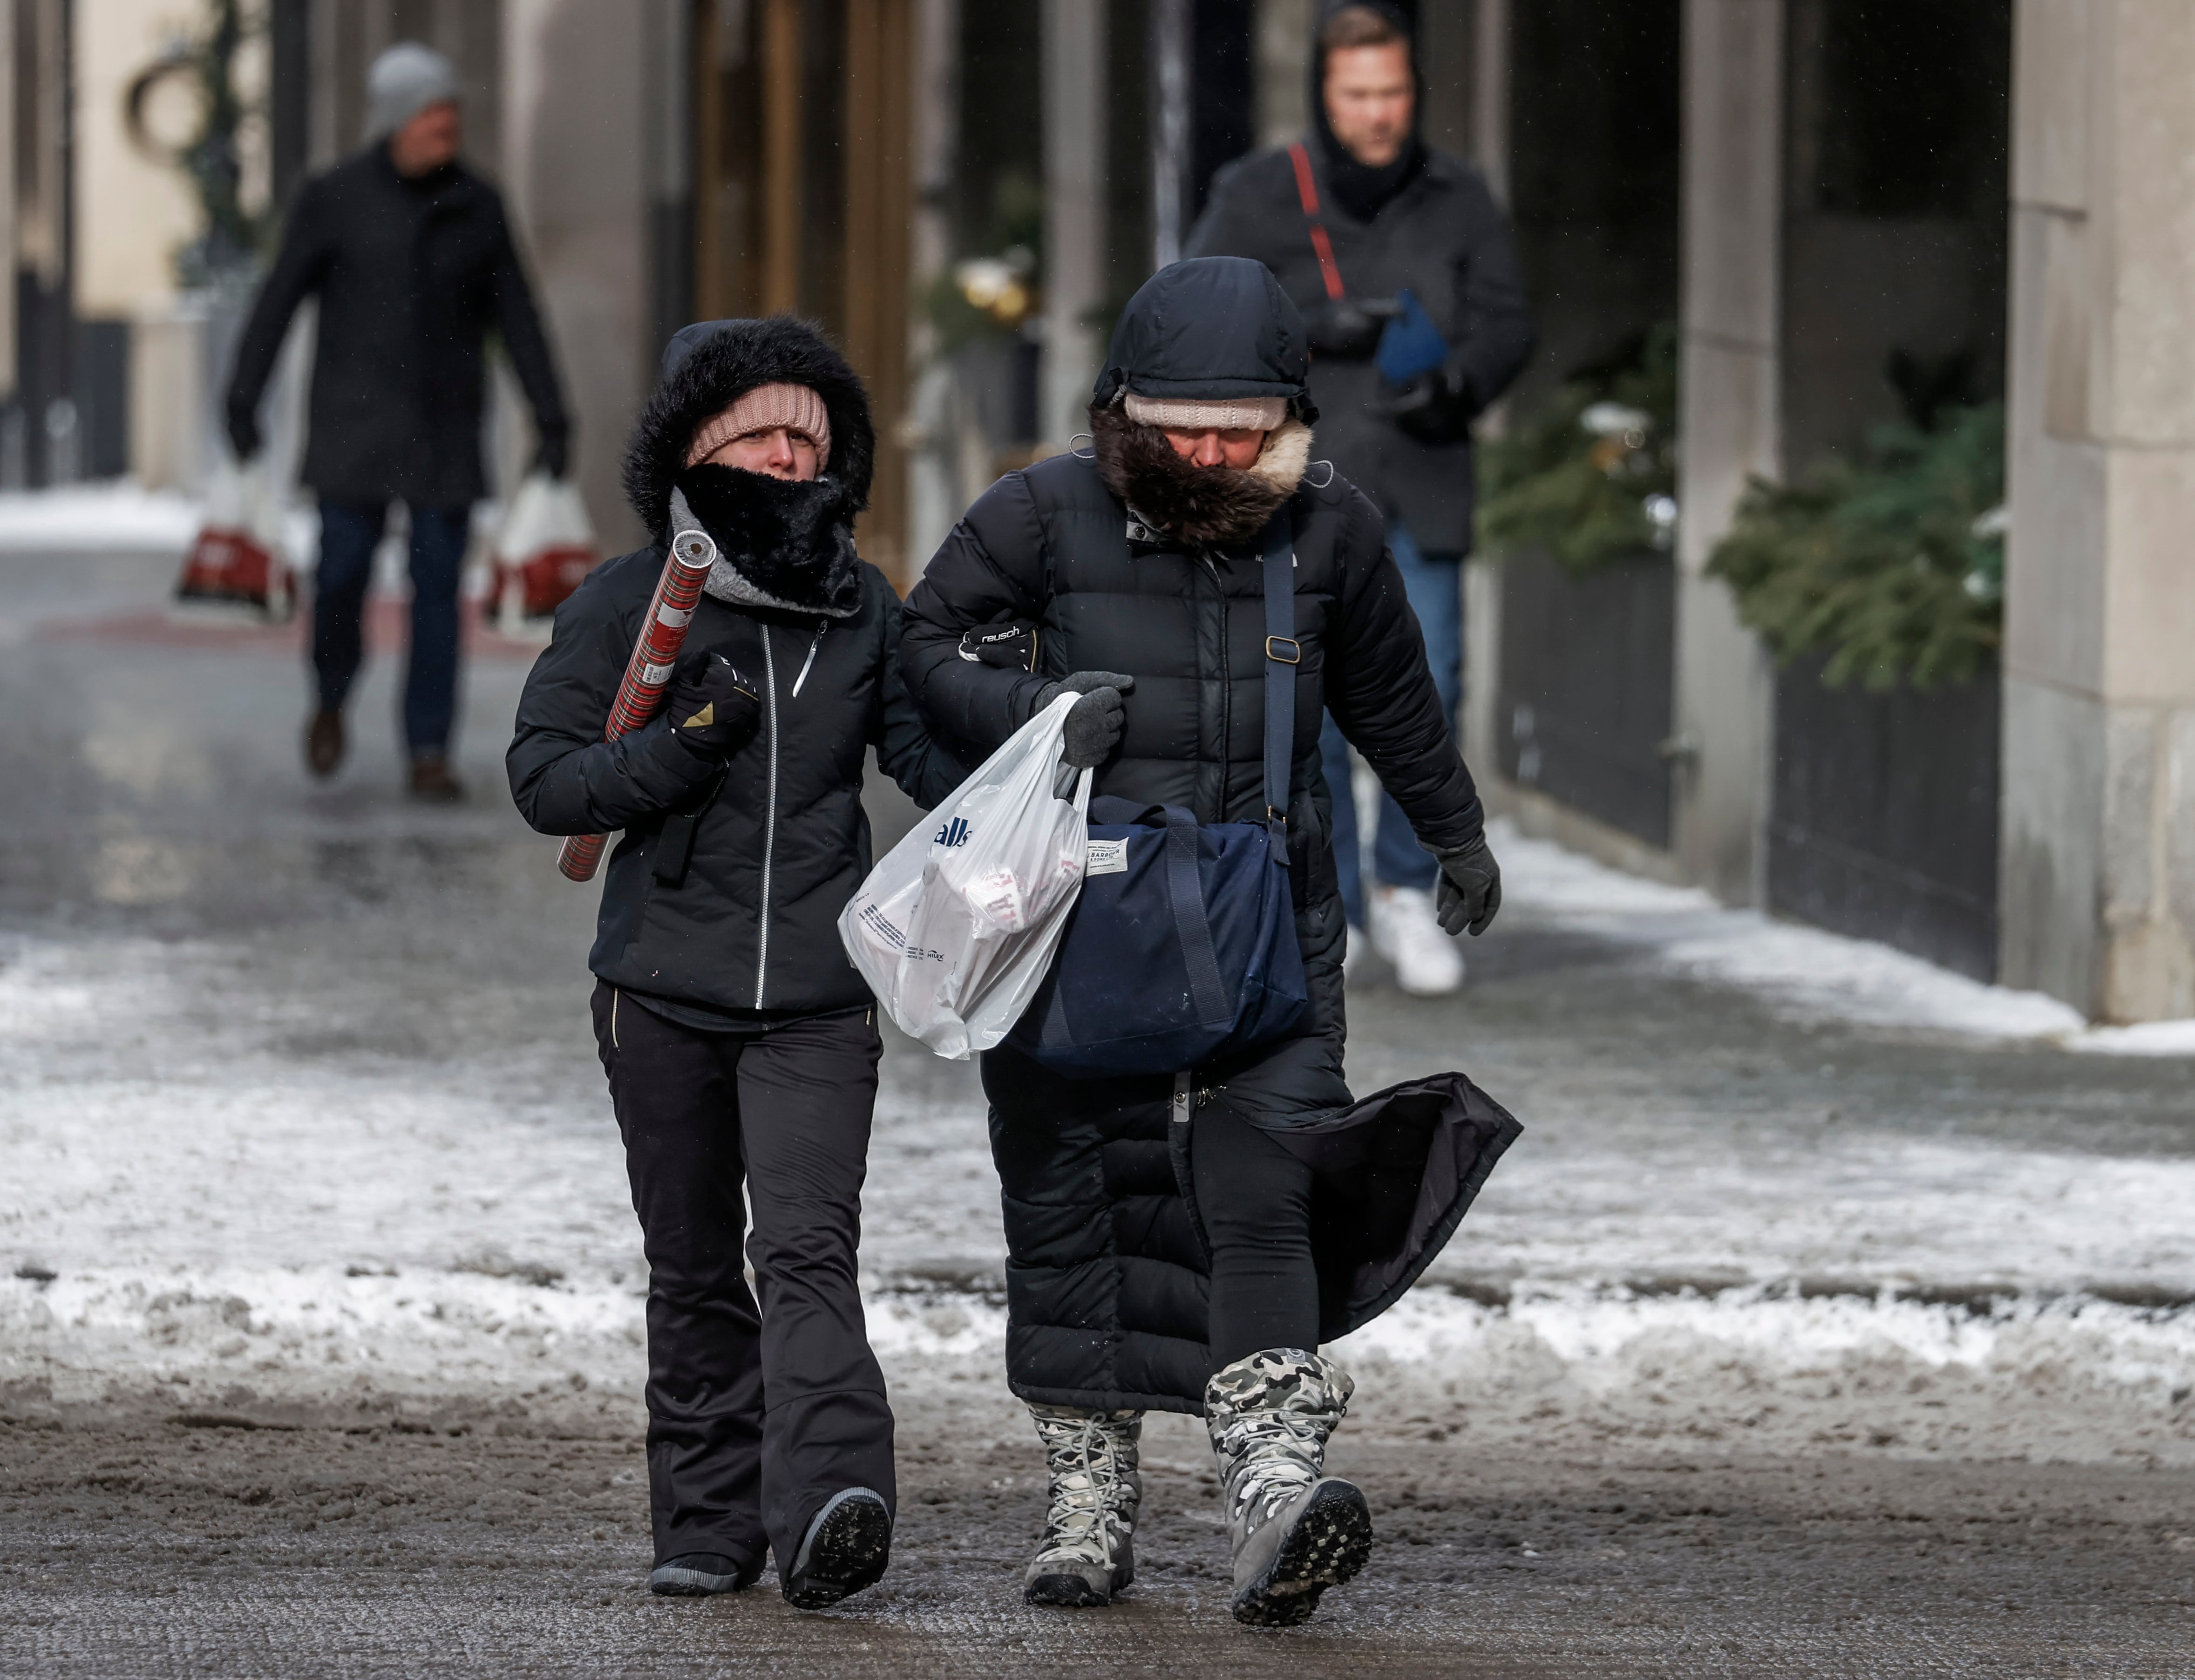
491, 472, 599, 630
175, 461, 294, 620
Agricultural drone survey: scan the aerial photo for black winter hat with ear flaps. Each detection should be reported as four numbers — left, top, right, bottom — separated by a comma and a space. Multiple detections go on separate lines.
1090, 257, 1317, 425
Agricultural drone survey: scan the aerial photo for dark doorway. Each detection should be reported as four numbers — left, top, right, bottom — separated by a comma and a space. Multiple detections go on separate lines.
1782, 0, 2012, 466
1506, 0, 1681, 404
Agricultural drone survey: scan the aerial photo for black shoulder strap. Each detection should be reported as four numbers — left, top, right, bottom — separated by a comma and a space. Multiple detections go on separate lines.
1260, 512, 1299, 827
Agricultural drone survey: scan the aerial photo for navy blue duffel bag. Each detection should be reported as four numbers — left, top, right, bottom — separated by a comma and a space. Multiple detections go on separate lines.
1007, 516, 1309, 1077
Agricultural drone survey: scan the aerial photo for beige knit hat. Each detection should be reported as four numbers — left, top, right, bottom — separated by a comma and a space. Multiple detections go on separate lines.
1122, 392, 1288, 433
686, 382, 833, 469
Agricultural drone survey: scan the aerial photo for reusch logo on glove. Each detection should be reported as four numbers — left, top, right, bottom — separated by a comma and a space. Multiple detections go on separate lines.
933, 816, 972, 849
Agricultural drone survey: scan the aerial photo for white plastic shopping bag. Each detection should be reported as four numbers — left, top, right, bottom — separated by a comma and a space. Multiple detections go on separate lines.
492, 471, 598, 631
175, 457, 293, 620
839, 693, 1090, 1059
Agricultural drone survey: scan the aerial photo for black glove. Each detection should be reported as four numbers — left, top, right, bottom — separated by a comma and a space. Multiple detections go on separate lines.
1434, 833, 1502, 937
1384, 363, 1476, 446
664, 650, 761, 758
1037, 671, 1135, 769
959, 620, 1038, 671
225, 399, 261, 463
533, 425, 571, 480
1302, 296, 1397, 359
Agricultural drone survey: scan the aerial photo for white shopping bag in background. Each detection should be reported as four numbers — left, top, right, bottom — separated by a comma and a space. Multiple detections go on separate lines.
492, 471, 598, 633
840, 693, 1090, 1060
174, 458, 294, 621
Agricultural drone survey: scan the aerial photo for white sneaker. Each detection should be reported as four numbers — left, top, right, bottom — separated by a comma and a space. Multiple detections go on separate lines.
1368, 885, 1464, 996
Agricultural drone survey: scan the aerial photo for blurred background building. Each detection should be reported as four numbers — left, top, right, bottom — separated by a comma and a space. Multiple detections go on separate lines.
2, 0, 2188, 1026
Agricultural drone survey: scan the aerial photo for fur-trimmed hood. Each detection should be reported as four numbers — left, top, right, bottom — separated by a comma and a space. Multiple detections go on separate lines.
1089, 405, 1312, 551
623, 316, 876, 541
624, 316, 876, 616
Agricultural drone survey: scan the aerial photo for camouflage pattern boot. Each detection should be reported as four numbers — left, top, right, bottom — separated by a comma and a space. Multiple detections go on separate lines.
1204, 1348, 1373, 1627
1022, 1404, 1144, 1605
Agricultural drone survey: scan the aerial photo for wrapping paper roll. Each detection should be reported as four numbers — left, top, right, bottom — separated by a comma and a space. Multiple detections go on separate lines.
556, 524, 718, 882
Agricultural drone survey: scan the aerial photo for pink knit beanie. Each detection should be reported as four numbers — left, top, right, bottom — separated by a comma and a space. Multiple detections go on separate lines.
1122, 392, 1287, 432
686, 382, 833, 470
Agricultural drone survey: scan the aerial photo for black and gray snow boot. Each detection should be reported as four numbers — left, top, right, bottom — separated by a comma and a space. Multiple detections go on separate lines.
781, 1487, 891, 1609
1023, 1404, 1144, 1605
1205, 1349, 1372, 1627
648, 1551, 754, 1595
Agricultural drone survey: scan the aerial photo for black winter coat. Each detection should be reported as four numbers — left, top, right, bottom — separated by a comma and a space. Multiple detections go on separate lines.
227, 146, 567, 508
900, 453, 1484, 862
1185, 145, 1531, 554
509, 548, 961, 1015
901, 441, 1518, 1411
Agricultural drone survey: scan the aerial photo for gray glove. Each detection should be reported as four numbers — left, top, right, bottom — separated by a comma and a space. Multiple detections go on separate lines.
1434, 833, 1502, 937
1038, 671, 1135, 769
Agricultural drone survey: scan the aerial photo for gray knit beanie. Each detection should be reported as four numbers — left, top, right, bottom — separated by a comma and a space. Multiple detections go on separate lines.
365, 42, 461, 140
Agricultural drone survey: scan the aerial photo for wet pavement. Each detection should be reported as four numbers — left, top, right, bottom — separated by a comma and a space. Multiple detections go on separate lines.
3, 543, 2193, 1676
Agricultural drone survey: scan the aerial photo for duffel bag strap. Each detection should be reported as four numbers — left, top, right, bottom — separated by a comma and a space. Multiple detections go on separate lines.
1163, 806, 1234, 1027
1260, 514, 1299, 827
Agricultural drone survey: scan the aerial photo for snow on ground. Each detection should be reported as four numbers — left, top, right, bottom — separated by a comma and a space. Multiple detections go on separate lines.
1444, 1120, 2195, 1298
1493, 819, 2193, 1051
0, 931, 1004, 1423
0, 484, 200, 553
2070, 1017, 2195, 1057
4, 825, 2193, 1459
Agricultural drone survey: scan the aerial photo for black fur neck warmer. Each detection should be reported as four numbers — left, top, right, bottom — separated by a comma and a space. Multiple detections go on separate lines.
1089, 404, 1312, 552
673, 465, 862, 617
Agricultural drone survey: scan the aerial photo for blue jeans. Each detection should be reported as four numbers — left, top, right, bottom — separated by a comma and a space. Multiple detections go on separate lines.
1320, 524, 1463, 927
314, 499, 470, 756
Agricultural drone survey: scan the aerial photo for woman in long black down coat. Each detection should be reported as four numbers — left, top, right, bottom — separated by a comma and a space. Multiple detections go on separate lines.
509, 318, 962, 1609
899, 258, 1520, 1627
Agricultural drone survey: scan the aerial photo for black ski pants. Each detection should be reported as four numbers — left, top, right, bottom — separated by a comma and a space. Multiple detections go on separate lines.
592, 982, 895, 1578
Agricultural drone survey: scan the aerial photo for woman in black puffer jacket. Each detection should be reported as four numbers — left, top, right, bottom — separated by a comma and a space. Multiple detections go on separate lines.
509, 318, 961, 1611
900, 258, 1518, 1628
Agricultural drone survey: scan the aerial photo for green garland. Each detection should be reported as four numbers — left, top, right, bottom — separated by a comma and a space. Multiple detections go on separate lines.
1707, 404, 2005, 689
125, 0, 269, 289
1477, 322, 1678, 573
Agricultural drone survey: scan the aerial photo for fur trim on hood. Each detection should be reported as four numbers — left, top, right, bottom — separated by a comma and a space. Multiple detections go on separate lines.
1088, 405, 1312, 551
623, 316, 876, 541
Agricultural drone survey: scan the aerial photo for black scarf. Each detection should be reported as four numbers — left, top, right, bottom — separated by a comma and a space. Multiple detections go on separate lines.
675, 463, 862, 617
1315, 123, 1424, 223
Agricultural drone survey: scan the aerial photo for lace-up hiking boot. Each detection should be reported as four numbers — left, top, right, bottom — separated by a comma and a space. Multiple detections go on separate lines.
1205, 1349, 1372, 1627
1023, 1404, 1144, 1605
781, 1487, 891, 1609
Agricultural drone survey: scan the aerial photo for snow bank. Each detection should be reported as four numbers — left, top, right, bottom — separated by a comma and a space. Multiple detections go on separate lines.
2069, 1018, 2195, 1057
1331, 1284, 2195, 1462
1494, 822, 2193, 1050
0, 484, 200, 553
8, 1265, 2189, 1464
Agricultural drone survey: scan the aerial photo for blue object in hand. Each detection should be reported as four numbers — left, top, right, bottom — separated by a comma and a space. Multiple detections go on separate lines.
1375, 287, 1449, 388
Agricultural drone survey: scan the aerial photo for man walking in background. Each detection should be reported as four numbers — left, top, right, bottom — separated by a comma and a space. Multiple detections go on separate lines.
226, 43, 570, 802
1189, 1, 1530, 993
